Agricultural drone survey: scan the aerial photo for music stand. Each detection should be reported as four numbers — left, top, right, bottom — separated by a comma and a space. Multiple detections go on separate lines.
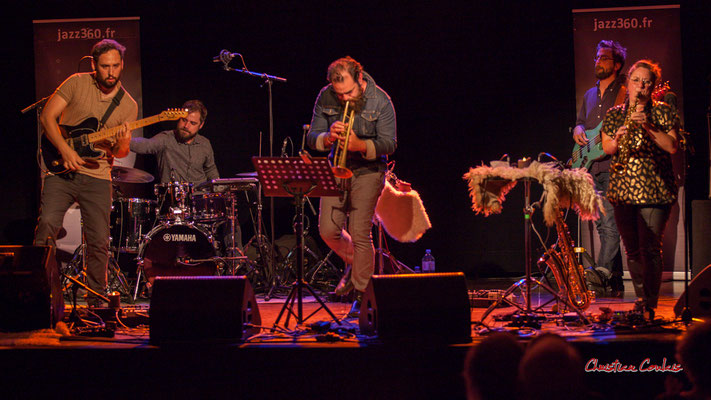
252, 156, 341, 328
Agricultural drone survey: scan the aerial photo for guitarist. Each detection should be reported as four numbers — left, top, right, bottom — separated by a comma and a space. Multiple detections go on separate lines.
572, 40, 627, 298
34, 39, 137, 307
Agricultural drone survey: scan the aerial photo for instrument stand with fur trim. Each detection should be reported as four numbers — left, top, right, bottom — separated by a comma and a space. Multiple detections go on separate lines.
372, 167, 432, 273
479, 178, 590, 326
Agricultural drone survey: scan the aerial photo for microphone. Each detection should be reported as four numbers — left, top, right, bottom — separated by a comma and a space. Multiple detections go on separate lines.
212, 49, 240, 64
301, 124, 310, 150
281, 138, 289, 157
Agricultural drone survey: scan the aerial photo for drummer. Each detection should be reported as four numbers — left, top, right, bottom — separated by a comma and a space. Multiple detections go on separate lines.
130, 99, 219, 184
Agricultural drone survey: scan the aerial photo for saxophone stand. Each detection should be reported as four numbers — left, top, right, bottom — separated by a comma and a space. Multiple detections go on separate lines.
252, 155, 341, 329
479, 178, 589, 326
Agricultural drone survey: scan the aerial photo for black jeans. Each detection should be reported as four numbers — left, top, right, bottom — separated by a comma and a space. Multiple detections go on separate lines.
613, 204, 671, 308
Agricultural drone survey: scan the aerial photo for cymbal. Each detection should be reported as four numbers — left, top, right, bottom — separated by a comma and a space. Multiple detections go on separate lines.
111, 166, 154, 183
236, 172, 257, 178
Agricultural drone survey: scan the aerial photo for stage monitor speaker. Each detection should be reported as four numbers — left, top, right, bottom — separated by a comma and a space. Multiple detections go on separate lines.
149, 276, 261, 344
674, 264, 711, 318
359, 272, 471, 343
692, 200, 711, 278
0, 245, 63, 332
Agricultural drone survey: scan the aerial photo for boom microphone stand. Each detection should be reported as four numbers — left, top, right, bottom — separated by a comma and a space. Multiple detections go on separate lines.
214, 49, 287, 297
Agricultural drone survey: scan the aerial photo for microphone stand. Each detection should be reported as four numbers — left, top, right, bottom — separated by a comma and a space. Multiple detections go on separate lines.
21, 96, 51, 205
215, 53, 287, 297
680, 127, 695, 324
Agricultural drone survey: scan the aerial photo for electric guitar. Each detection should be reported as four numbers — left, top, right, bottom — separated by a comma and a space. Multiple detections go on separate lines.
570, 122, 604, 170
41, 109, 187, 174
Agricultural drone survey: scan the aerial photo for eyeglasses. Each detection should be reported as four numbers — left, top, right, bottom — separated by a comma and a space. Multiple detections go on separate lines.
594, 55, 614, 62
630, 77, 653, 87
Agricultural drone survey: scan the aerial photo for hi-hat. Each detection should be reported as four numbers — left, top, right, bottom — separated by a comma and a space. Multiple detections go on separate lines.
236, 172, 257, 178
111, 166, 154, 183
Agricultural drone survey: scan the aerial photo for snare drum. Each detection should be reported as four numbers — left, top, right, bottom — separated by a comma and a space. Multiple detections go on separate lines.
155, 182, 193, 220
192, 192, 227, 222
110, 198, 156, 253
137, 222, 217, 283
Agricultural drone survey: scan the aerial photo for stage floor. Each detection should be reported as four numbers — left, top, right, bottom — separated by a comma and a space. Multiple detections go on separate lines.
0, 278, 697, 400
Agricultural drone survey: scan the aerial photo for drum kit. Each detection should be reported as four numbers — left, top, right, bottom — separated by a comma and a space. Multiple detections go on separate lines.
62, 166, 261, 302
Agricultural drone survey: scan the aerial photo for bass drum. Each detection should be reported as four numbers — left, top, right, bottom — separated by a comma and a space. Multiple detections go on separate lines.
138, 222, 217, 283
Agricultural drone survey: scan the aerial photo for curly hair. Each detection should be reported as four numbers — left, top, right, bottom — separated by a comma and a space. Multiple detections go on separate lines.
326, 56, 363, 83
597, 40, 627, 70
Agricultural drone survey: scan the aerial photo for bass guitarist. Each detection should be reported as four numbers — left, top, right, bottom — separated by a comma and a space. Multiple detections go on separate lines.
34, 39, 137, 307
572, 40, 627, 297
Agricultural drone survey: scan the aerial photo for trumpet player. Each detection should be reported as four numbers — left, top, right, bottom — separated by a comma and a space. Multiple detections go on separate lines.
601, 59, 679, 321
307, 56, 397, 318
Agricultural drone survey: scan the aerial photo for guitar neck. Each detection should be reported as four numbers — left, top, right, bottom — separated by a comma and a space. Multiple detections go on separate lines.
86, 114, 165, 144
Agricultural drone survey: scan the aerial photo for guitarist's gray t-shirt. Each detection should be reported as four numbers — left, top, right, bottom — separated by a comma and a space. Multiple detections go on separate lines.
54, 72, 138, 180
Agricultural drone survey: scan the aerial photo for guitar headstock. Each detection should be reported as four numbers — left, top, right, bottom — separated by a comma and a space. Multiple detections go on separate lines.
158, 108, 189, 121
652, 81, 671, 102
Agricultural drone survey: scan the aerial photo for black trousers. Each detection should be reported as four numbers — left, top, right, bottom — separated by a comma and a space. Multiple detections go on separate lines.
613, 204, 671, 308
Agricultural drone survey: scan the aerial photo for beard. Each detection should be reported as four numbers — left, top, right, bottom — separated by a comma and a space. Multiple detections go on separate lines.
339, 91, 367, 114
176, 128, 197, 143
95, 73, 120, 90
594, 65, 614, 80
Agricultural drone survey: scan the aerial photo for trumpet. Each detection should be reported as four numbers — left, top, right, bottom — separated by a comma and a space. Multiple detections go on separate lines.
332, 101, 355, 179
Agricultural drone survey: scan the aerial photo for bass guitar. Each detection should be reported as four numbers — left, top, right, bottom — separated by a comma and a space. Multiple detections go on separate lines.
42, 108, 187, 174
570, 122, 604, 170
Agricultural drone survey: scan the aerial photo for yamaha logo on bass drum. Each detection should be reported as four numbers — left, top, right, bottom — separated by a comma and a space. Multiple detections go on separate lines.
162, 233, 197, 242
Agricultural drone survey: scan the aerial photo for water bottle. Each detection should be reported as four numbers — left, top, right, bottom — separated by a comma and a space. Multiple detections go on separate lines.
422, 249, 435, 273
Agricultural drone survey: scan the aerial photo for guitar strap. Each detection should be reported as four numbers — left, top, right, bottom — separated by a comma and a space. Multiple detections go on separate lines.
98, 87, 125, 129
614, 84, 627, 107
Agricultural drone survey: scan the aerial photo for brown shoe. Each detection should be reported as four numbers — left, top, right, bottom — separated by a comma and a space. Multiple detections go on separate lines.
335, 265, 353, 296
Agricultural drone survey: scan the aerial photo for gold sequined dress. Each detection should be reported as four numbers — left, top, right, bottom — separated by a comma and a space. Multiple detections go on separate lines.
602, 101, 678, 205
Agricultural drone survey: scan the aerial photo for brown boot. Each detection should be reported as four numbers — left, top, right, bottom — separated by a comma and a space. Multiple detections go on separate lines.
335, 265, 353, 296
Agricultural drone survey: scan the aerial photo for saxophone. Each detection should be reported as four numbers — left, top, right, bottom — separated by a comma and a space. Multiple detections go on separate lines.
610, 93, 640, 175
538, 211, 594, 311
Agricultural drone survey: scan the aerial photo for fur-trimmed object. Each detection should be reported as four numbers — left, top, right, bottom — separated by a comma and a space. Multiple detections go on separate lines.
463, 161, 603, 226
375, 180, 432, 242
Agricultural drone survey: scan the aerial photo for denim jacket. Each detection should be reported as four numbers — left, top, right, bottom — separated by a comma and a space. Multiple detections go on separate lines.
306, 72, 397, 173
